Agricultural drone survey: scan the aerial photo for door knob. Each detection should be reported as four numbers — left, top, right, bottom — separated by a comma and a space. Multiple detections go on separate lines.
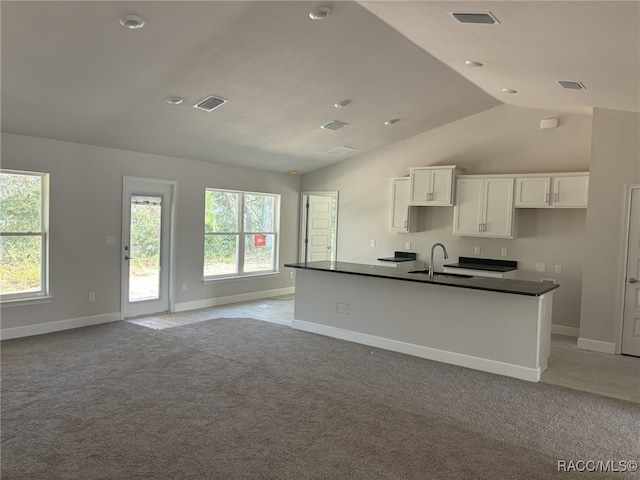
125, 255, 134, 261
629, 278, 638, 284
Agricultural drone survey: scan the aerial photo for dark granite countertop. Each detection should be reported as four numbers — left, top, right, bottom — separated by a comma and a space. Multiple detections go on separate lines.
443, 257, 517, 273
285, 261, 558, 297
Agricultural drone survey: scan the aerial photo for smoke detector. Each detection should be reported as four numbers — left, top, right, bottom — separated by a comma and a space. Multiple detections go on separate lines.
194, 95, 228, 112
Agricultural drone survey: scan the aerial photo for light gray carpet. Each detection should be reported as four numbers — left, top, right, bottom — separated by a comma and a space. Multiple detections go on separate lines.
2, 318, 638, 479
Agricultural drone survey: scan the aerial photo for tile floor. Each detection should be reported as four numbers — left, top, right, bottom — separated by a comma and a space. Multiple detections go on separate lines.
127, 296, 639, 403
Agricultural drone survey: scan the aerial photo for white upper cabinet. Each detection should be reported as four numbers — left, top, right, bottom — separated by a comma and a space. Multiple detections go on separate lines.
515, 173, 589, 208
390, 177, 417, 233
453, 176, 515, 238
409, 166, 460, 206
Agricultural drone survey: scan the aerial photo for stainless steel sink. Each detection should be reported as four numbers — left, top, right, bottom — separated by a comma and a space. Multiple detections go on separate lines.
407, 270, 473, 279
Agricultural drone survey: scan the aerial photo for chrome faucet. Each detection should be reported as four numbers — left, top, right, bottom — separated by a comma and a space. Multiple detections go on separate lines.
429, 243, 449, 281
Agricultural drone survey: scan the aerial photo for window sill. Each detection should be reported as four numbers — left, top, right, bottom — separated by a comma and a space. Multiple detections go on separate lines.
203, 272, 280, 284
0, 295, 54, 308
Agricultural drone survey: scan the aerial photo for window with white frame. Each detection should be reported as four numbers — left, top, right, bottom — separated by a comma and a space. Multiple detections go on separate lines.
204, 188, 279, 278
0, 170, 49, 299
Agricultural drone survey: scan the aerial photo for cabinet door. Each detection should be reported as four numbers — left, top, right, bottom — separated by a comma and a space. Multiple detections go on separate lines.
552, 175, 589, 208
409, 169, 430, 205
483, 178, 515, 238
430, 168, 455, 206
390, 179, 410, 232
453, 178, 483, 236
515, 177, 551, 207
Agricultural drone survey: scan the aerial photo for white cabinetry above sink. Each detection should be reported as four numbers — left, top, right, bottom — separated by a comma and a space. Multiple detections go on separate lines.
453, 176, 515, 238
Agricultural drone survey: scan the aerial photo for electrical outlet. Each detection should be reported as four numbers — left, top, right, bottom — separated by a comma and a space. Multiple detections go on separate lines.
405, 242, 411, 250
474, 246, 481, 255
555, 265, 563, 274
501, 248, 508, 257
106, 235, 116, 246
541, 278, 556, 283
336, 302, 349, 315
181, 282, 187, 292
88, 292, 95, 302
370, 240, 376, 248
289, 271, 294, 279
535, 263, 546, 272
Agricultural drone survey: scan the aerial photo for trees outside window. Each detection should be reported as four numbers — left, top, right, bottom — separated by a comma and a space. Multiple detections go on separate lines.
204, 189, 279, 278
0, 170, 49, 299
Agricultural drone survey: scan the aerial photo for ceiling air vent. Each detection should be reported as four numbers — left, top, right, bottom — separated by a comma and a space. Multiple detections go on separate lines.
326, 146, 355, 156
451, 12, 500, 24
558, 80, 586, 90
321, 120, 347, 131
194, 95, 228, 112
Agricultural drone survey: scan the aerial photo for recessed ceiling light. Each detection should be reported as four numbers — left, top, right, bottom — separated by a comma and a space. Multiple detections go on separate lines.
289, 170, 298, 175
334, 100, 351, 108
465, 60, 483, 68
166, 96, 184, 105
384, 119, 401, 126
502, 88, 518, 94
309, 6, 331, 20
119, 14, 145, 30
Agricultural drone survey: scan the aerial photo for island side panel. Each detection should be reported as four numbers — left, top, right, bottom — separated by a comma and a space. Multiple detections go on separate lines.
293, 268, 547, 381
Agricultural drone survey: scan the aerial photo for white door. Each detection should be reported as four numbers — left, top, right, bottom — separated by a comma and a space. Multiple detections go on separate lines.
301, 192, 337, 263
122, 178, 174, 318
621, 187, 640, 356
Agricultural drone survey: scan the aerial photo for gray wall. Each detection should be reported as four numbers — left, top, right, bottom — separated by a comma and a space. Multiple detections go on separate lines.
301, 104, 592, 329
580, 108, 640, 346
1, 133, 300, 330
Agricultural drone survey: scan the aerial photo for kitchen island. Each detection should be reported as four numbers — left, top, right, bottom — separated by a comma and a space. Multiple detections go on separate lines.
285, 261, 559, 382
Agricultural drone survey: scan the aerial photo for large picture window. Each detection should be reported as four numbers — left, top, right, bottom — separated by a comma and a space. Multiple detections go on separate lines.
204, 189, 279, 278
0, 170, 49, 300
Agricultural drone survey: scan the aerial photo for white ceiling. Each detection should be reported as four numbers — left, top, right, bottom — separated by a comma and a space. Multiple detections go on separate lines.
2, 1, 638, 174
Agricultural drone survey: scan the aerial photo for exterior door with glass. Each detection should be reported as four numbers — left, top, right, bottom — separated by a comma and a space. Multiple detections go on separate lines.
122, 178, 174, 318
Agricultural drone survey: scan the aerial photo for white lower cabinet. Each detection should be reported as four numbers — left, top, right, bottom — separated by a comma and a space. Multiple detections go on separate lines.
390, 177, 417, 232
515, 174, 589, 208
453, 176, 515, 238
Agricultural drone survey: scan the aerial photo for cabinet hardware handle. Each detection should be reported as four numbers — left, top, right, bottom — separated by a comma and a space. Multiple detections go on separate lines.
545, 193, 550, 204
555, 192, 559, 203
404, 220, 407, 228
630, 278, 638, 284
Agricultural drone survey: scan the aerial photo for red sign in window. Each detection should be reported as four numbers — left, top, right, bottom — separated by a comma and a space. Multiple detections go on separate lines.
254, 234, 267, 247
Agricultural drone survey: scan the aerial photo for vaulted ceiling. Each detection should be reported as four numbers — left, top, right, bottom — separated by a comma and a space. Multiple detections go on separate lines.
2, 1, 638, 174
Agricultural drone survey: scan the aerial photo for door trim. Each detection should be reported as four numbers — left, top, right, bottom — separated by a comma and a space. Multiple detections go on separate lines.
121, 176, 178, 320
299, 191, 338, 263
618, 184, 640, 354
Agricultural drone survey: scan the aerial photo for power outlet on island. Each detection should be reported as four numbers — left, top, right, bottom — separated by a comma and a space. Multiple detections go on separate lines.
336, 302, 350, 315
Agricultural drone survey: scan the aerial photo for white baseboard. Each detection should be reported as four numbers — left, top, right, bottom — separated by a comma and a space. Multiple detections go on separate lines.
174, 287, 295, 313
292, 320, 541, 382
1, 312, 120, 340
551, 324, 579, 337
577, 337, 616, 354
